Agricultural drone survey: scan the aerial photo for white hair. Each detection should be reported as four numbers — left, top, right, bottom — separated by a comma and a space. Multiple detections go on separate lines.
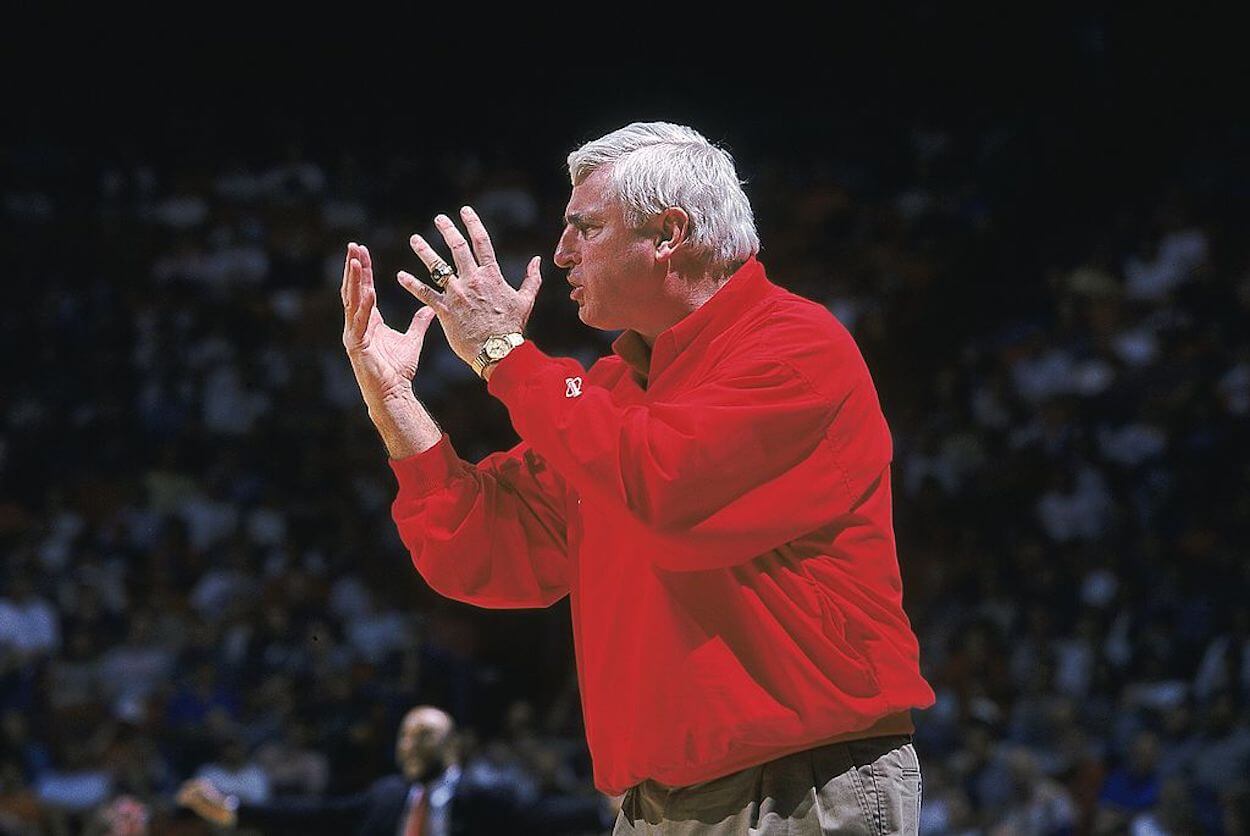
566, 121, 760, 279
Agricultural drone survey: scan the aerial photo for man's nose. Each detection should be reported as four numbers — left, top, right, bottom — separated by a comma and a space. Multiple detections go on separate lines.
554, 229, 578, 269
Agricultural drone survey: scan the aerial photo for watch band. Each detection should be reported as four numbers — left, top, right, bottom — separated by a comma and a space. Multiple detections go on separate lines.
472, 332, 525, 378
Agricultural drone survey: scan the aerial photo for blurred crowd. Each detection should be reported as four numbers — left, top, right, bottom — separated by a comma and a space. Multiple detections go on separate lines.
2, 98, 1248, 835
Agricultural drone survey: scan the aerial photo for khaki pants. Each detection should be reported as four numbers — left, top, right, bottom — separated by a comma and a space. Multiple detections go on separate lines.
612, 733, 922, 835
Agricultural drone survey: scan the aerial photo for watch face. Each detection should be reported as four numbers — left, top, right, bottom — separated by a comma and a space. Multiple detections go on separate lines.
484, 337, 510, 360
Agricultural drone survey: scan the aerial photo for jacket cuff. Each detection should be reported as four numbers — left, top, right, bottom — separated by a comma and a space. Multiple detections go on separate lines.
485, 339, 549, 402
387, 432, 461, 496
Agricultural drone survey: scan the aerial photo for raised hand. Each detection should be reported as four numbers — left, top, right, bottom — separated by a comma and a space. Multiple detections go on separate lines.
342, 241, 440, 406
398, 206, 542, 368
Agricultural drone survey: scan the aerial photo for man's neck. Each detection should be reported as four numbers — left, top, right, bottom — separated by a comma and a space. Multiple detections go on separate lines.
635, 267, 734, 347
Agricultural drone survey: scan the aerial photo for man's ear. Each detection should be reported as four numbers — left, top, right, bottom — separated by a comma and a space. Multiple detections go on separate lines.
654, 207, 690, 262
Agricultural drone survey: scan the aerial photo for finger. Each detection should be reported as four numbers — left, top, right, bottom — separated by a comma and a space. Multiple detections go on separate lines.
353, 266, 375, 336
459, 205, 497, 268
519, 255, 543, 302
347, 258, 363, 316
405, 306, 439, 339
341, 243, 356, 307
351, 257, 383, 339
434, 214, 477, 276
397, 270, 446, 311
409, 233, 453, 280
342, 256, 362, 334
359, 245, 376, 296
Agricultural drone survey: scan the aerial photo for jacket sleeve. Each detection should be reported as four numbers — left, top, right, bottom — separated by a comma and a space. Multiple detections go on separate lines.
485, 339, 892, 572
388, 433, 571, 608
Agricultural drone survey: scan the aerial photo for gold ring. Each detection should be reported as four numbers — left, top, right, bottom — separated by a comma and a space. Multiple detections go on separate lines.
429, 260, 455, 288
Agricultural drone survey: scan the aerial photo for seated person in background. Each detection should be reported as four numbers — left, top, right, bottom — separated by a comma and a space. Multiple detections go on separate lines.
177, 704, 613, 835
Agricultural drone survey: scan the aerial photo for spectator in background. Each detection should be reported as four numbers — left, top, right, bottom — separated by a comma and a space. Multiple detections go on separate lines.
87, 795, 151, 836
0, 746, 42, 835
179, 705, 456, 834
190, 733, 271, 807
1184, 691, 1250, 823
1095, 730, 1162, 832
0, 573, 59, 660
177, 704, 603, 835
985, 746, 1077, 835
253, 719, 330, 798
35, 738, 115, 834
1129, 774, 1202, 836
1194, 604, 1250, 704
95, 611, 176, 721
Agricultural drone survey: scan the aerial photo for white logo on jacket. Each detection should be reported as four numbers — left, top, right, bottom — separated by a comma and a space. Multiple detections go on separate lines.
565, 377, 583, 398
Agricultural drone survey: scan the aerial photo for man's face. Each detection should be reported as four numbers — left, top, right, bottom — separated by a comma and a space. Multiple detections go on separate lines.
554, 167, 665, 333
395, 708, 453, 780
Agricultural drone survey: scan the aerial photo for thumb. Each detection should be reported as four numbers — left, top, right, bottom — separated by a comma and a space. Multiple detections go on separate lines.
519, 255, 543, 302
405, 306, 439, 339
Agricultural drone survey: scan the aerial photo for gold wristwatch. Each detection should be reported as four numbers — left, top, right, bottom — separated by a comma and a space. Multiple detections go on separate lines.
472, 332, 525, 379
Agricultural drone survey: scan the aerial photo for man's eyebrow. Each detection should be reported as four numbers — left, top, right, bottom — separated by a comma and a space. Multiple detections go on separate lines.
563, 211, 599, 226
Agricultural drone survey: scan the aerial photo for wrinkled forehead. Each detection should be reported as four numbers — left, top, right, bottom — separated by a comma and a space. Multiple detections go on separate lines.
564, 168, 618, 221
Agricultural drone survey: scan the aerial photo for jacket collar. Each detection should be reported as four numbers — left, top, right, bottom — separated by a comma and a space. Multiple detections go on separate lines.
610, 255, 772, 386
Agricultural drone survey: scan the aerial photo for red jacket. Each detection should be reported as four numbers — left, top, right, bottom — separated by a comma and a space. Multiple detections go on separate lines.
388, 255, 936, 795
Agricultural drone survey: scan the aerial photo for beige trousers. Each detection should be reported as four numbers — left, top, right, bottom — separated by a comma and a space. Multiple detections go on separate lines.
612, 733, 922, 835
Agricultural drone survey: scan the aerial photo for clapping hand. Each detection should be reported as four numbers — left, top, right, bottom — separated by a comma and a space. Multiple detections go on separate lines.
398, 206, 542, 369
341, 242, 440, 406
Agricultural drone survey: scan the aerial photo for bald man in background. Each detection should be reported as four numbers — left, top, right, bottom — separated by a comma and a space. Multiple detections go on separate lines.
179, 706, 470, 835
178, 705, 613, 835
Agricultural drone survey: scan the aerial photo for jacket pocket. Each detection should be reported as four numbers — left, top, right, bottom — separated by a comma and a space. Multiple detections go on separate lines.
811, 582, 881, 697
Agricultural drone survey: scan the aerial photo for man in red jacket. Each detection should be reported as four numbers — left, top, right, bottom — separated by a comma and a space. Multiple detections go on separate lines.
342, 121, 936, 834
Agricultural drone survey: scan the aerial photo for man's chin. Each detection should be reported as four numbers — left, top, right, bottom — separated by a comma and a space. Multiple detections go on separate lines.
403, 761, 449, 783
577, 304, 616, 331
